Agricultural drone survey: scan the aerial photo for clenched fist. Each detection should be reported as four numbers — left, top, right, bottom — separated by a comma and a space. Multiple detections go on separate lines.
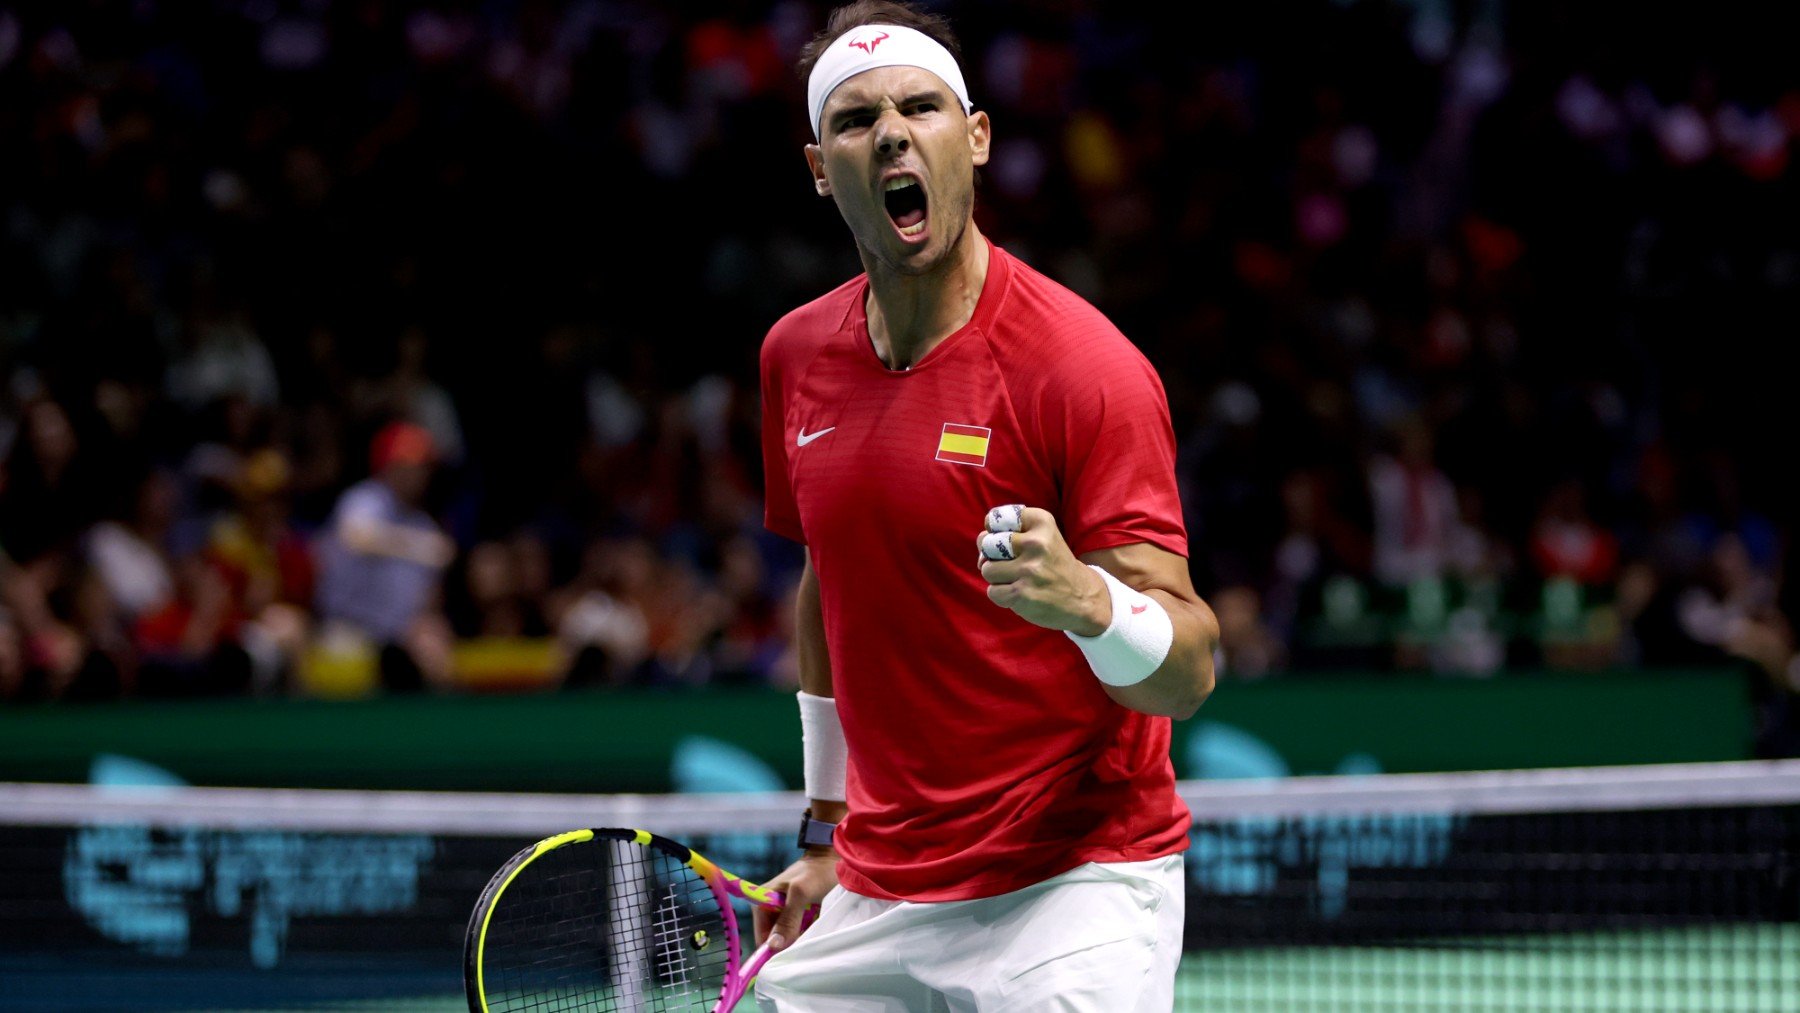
976, 504, 1112, 636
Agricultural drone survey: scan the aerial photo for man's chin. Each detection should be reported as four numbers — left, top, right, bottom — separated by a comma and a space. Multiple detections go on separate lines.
864, 222, 963, 277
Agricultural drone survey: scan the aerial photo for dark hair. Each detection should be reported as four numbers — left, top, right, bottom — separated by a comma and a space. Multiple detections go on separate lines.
795, 1, 964, 84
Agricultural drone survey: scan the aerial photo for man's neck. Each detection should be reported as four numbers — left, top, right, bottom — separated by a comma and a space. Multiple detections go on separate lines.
863, 224, 990, 371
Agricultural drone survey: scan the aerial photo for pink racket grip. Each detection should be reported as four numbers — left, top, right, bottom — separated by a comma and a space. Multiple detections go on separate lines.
717, 939, 778, 1011
715, 898, 819, 1013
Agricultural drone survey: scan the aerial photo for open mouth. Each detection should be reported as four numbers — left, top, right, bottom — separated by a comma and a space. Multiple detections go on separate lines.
883, 177, 928, 237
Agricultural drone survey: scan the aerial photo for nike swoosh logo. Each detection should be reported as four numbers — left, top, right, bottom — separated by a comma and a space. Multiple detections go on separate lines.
796, 426, 836, 447
1131, 604, 1149, 615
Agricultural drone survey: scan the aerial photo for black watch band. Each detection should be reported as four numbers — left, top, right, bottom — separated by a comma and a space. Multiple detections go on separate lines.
797, 809, 837, 849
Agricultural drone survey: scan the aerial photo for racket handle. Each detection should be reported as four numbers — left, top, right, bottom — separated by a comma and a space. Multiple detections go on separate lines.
718, 916, 817, 1011
743, 938, 781, 977
716, 939, 778, 1012
719, 900, 818, 1012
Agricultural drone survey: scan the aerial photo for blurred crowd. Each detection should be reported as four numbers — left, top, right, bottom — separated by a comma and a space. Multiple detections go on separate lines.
1, 2, 1795, 728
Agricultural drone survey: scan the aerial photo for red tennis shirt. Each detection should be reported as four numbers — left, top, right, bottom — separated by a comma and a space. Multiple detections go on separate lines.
760, 239, 1191, 902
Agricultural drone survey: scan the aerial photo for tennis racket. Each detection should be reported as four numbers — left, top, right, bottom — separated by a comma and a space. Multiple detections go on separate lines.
464, 827, 805, 1012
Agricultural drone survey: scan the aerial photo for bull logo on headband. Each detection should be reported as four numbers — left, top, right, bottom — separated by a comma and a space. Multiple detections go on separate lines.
847, 31, 889, 54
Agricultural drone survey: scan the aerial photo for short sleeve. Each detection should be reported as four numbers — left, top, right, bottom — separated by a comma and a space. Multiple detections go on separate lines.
759, 337, 805, 544
1053, 350, 1188, 559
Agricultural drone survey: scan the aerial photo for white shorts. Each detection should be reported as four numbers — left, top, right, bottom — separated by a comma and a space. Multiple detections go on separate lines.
754, 855, 1184, 1013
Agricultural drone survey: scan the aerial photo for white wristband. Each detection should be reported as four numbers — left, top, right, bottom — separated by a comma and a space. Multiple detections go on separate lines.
798, 691, 848, 801
1065, 565, 1174, 687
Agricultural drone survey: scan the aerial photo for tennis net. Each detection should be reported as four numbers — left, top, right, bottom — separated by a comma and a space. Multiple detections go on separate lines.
1, 760, 1795, 1011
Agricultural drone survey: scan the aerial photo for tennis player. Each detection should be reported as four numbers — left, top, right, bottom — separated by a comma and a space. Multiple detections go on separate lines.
753, 3, 1219, 1009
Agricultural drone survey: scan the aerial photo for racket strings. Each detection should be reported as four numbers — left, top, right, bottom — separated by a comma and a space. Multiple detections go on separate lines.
653, 880, 702, 1000
481, 838, 732, 1011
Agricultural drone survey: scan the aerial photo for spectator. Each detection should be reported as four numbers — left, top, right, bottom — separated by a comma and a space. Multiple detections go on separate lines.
1529, 479, 1619, 587
350, 326, 466, 468
1678, 534, 1780, 656
85, 470, 180, 624
1267, 467, 1371, 643
206, 449, 313, 691
1368, 417, 1466, 588
454, 538, 548, 639
163, 267, 280, 413
1723, 603, 1800, 759
1213, 586, 1286, 679
314, 422, 455, 692
0, 547, 86, 700
551, 536, 653, 686
0, 602, 23, 701
132, 553, 244, 697
0, 398, 103, 565
707, 533, 785, 685
180, 395, 272, 526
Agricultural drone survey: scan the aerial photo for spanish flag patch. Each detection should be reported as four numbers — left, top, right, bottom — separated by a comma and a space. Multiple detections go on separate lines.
936, 423, 991, 467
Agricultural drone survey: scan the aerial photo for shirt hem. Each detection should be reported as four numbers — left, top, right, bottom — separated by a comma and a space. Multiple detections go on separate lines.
836, 838, 1189, 903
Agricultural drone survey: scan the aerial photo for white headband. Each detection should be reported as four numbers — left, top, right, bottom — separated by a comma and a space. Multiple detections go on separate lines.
806, 24, 973, 141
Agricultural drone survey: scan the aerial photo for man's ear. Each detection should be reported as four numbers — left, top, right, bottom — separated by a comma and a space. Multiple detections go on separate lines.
967, 110, 991, 168
805, 144, 831, 196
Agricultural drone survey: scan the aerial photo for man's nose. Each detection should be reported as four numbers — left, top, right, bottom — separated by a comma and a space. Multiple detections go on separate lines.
874, 111, 910, 156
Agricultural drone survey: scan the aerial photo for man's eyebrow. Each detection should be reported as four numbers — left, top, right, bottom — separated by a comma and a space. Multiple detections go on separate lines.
894, 88, 950, 107
829, 89, 952, 124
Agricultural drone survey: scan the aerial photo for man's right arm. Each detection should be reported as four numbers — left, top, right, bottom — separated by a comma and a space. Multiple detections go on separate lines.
340, 515, 454, 568
336, 489, 454, 568
755, 550, 844, 950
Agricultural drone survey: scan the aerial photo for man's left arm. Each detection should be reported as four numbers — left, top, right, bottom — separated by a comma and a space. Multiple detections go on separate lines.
978, 506, 1218, 719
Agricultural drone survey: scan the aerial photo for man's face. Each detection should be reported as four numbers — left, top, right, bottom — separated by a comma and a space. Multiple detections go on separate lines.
807, 65, 990, 276
384, 461, 432, 505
